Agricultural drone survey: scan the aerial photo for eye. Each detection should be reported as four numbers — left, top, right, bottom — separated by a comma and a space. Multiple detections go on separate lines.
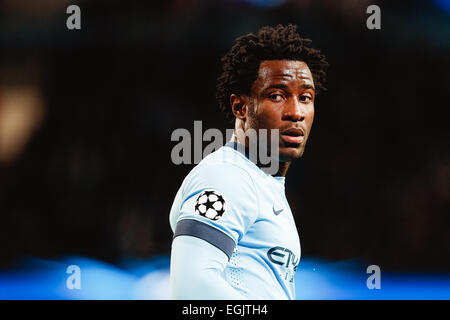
299, 94, 312, 102
269, 93, 284, 102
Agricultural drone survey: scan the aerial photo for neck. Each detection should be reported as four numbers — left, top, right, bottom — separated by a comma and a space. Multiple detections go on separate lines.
276, 161, 291, 177
230, 133, 291, 177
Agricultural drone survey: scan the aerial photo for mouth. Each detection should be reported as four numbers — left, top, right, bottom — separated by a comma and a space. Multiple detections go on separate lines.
280, 127, 305, 145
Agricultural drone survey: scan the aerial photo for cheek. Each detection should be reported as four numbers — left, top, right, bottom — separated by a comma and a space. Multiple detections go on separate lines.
307, 105, 315, 124
251, 102, 277, 129
260, 102, 283, 128
306, 106, 315, 135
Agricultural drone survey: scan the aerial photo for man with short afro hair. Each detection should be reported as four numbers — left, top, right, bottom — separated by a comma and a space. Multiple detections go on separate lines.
169, 24, 328, 299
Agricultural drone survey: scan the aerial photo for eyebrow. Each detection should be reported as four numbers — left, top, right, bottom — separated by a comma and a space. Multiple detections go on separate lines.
264, 83, 315, 91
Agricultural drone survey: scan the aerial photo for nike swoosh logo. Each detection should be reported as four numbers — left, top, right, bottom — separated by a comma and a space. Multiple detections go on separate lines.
273, 206, 284, 215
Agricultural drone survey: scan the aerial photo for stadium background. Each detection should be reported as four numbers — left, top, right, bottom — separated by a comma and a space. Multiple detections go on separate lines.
0, 0, 449, 299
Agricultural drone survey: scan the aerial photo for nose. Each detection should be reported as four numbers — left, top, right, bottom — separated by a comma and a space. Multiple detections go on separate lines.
282, 96, 305, 122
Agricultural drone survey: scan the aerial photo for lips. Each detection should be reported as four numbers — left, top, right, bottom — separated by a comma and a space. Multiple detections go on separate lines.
280, 127, 305, 144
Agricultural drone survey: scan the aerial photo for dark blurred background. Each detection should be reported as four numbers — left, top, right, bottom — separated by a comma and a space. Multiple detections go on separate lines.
0, 0, 449, 272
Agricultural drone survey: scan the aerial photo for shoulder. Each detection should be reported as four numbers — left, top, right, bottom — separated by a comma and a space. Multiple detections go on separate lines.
183, 147, 257, 196
169, 146, 260, 232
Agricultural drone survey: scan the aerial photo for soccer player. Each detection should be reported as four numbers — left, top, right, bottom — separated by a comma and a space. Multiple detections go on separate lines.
169, 24, 328, 299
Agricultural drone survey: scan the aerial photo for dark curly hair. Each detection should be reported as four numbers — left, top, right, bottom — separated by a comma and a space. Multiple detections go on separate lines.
216, 24, 328, 121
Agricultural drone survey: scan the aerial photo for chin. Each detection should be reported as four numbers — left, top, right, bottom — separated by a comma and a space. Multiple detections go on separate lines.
278, 146, 304, 162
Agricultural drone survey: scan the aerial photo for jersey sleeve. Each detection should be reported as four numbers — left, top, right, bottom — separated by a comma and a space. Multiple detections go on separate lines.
172, 162, 259, 259
170, 235, 246, 299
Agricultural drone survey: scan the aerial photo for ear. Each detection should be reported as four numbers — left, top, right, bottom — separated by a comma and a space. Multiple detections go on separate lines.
230, 94, 249, 120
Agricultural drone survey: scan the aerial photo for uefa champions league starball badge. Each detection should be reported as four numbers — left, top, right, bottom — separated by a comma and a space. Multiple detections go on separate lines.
194, 190, 226, 221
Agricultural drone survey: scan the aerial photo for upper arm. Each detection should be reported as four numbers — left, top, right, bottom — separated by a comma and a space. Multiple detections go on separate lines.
173, 163, 259, 259
169, 163, 257, 299
170, 235, 245, 300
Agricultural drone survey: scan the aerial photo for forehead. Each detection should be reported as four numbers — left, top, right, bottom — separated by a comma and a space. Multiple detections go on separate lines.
254, 60, 314, 89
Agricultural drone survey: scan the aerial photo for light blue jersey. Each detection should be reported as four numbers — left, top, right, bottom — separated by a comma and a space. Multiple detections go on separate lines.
169, 142, 301, 299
